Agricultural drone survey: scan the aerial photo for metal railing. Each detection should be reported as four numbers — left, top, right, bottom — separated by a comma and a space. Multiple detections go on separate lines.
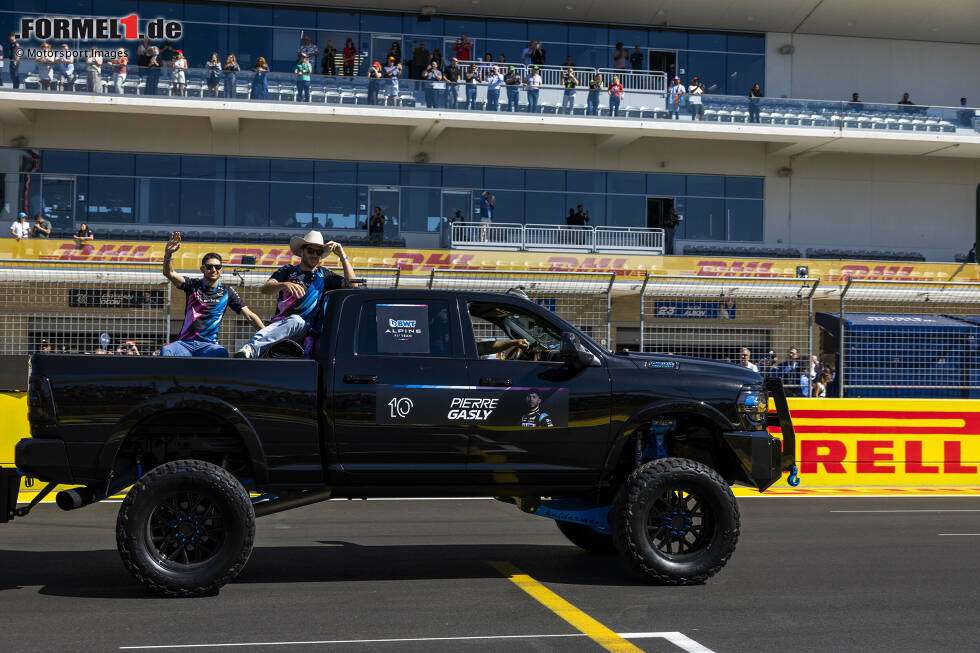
451, 223, 664, 254
596, 68, 667, 92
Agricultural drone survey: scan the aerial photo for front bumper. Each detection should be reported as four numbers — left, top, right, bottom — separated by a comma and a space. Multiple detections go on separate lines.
723, 379, 797, 492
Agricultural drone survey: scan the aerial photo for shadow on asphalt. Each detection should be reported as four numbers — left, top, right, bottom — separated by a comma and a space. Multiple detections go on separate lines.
0, 541, 661, 599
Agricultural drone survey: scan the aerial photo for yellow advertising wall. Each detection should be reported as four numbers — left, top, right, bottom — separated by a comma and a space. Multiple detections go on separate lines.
4, 392, 978, 497
3, 238, 978, 283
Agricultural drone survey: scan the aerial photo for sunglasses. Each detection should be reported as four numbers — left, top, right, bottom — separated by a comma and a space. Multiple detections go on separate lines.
203, 263, 222, 270
305, 248, 325, 256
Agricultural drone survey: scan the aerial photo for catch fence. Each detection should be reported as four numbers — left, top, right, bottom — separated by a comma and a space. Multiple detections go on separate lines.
427, 269, 614, 348
0, 259, 399, 355
833, 279, 980, 398
640, 275, 820, 394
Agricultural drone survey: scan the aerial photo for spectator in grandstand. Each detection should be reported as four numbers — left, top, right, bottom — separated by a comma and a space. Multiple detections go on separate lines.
525, 65, 542, 113
295, 52, 312, 102
561, 67, 579, 114
444, 58, 461, 109
55, 44, 74, 91
504, 66, 521, 112
367, 207, 386, 246
37, 42, 55, 91
738, 348, 759, 373
496, 54, 507, 67
587, 72, 604, 116
251, 57, 269, 100
966, 243, 976, 263
664, 206, 679, 255
612, 43, 627, 70
485, 65, 503, 111
222, 54, 239, 99
136, 36, 150, 75
86, 53, 103, 94
411, 40, 431, 80
759, 350, 777, 376
322, 39, 337, 76
432, 48, 444, 71
73, 223, 94, 244
367, 61, 382, 105
464, 64, 481, 110
808, 354, 826, 385
172, 50, 187, 97
120, 341, 140, 356
630, 45, 644, 71
688, 77, 704, 120
298, 35, 319, 71
566, 208, 578, 226
563, 55, 575, 68
720, 297, 736, 319
387, 41, 402, 65
813, 370, 831, 397
957, 98, 974, 128
454, 35, 473, 62
897, 92, 914, 114
771, 346, 802, 393
343, 38, 357, 77
8, 33, 21, 89
10, 212, 29, 240
111, 49, 128, 94
480, 53, 494, 77
847, 92, 864, 111
748, 83, 763, 123
159, 40, 175, 71
521, 41, 534, 66
609, 75, 624, 117
234, 231, 355, 359
530, 42, 546, 66
668, 77, 685, 119
32, 213, 51, 238
205, 52, 221, 97
162, 233, 263, 357
423, 60, 444, 108
383, 56, 402, 106
481, 192, 496, 220
144, 46, 161, 95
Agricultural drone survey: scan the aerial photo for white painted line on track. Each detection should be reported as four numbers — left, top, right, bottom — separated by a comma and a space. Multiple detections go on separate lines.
120, 631, 714, 651
830, 509, 980, 513
938, 533, 980, 536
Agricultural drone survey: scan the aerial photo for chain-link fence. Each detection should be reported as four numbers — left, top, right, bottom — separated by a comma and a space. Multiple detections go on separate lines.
0, 259, 171, 355
427, 269, 614, 347
831, 279, 980, 398
640, 275, 820, 394
0, 260, 400, 355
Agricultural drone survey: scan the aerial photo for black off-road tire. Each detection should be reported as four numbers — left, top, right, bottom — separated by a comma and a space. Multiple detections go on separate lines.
116, 460, 255, 597
556, 520, 616, 554
610, 457, 739, 585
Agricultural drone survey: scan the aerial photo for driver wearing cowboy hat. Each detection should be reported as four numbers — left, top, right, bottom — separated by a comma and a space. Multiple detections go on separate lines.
234, 230, 355, 358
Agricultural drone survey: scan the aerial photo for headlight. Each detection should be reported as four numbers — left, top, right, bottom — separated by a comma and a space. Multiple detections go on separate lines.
737, 385, 767, 428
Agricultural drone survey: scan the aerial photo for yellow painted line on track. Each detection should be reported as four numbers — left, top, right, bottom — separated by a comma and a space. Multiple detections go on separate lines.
489, 561, 644, 653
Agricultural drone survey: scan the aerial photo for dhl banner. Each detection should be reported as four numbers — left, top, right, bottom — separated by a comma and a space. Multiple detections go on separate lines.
2, 238, 978, 283
3, 393, 978, 496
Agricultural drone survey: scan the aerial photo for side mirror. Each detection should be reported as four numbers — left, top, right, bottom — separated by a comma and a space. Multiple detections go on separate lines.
560, 332, 599, 367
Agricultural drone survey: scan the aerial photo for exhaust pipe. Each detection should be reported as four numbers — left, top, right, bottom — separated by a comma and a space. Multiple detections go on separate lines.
56, 487, 97, 511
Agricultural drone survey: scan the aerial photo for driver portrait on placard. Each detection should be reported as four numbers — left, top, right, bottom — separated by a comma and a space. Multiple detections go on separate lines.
520, 389, 554, 428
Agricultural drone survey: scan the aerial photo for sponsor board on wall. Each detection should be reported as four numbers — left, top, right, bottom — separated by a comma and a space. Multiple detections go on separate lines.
3, 239, 977, 283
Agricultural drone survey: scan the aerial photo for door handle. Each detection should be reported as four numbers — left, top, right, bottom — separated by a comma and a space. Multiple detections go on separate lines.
480, 377, 512, 387
344, 374, 378, 384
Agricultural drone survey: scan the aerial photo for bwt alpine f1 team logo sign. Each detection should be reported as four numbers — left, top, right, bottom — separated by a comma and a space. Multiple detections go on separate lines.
19, 15, 183, 41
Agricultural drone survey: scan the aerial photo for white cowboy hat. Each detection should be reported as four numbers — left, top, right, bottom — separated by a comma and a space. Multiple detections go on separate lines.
288, 230, 326, 257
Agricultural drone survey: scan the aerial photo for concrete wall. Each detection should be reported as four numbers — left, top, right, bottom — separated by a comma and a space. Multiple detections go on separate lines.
766, 32, 980, 107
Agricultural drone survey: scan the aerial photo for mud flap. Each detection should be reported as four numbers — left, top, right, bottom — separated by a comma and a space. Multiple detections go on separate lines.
1, 467, 21, 523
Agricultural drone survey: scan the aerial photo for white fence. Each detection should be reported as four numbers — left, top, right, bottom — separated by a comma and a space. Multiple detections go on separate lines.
451, 222, 663, 254
453, 61, 665, 91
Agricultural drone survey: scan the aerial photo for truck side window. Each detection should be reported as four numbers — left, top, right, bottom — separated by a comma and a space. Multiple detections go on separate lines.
468, 302, 562, 361
356, 300, 453, 358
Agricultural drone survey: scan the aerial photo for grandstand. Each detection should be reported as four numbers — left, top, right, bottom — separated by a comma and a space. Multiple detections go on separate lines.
0, 1, 978, 397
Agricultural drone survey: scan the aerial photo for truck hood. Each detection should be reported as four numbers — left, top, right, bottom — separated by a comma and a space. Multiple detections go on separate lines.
619, 351, 763, 385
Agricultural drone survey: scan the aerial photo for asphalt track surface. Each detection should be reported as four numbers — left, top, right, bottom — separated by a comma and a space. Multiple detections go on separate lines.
2, 496, 980, 653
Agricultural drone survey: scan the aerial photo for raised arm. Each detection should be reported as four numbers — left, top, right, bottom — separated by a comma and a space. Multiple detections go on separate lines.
162, 232, 185, 287
326, 241, 356, 283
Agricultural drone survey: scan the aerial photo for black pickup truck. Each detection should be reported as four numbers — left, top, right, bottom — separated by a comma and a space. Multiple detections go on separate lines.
2, 288, 797, 597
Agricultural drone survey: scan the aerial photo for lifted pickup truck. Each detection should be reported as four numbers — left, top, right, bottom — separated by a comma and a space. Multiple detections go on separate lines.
2, 288, 797, 597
